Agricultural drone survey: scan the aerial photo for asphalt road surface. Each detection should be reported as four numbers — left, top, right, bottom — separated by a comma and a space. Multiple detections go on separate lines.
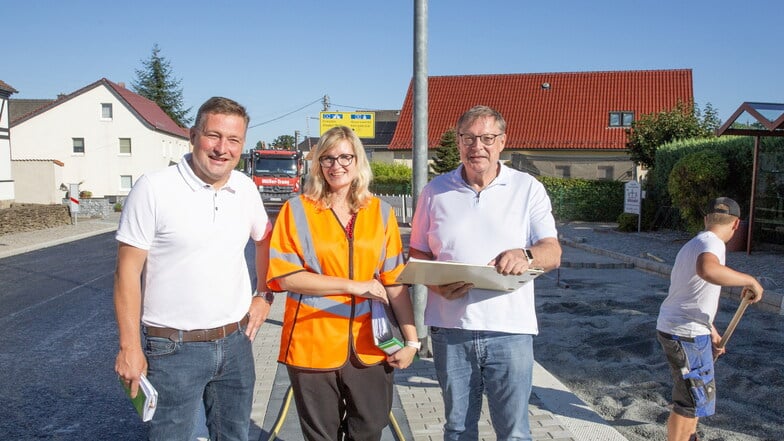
0, 232, 259, 441
0, 232, 144, 440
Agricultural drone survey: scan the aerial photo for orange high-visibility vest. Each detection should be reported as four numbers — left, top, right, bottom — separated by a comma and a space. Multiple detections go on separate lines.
267, 195, 405, 370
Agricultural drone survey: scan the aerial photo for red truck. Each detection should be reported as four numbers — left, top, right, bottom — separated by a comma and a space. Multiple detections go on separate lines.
241, 148, 306, 209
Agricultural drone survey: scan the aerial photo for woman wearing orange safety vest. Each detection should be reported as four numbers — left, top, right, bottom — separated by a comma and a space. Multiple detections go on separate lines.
267, 126, 418, 441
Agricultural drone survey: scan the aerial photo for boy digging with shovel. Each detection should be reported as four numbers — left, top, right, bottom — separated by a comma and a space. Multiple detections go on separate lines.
656, 197, 764, 441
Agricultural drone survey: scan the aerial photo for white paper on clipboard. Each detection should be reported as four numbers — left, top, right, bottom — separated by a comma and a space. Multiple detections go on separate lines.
395, 257, 544, 292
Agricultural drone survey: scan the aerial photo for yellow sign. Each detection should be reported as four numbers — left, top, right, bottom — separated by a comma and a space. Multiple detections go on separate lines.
319, 112, 375, 138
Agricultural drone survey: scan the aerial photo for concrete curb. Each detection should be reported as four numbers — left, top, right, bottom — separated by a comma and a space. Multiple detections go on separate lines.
533, 362, 629, 441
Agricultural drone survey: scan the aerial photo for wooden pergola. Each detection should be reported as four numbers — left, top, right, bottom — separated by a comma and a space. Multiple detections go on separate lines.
716, 102, 784, 254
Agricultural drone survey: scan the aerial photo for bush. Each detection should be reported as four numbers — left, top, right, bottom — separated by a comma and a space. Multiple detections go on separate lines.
371, 177, 411, 194
652, 136, 753, 214
616, 213, 639, 232
79, 190, 93, 198
370, 161, 412, 180
668, 150, 728, 233
370, 161, 413, 195
113, 202, 123, 212
539, 176, 625, 222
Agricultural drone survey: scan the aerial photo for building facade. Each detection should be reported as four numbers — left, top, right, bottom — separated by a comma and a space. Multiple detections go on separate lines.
10, 78, 189, 202
0, 80, 18, 207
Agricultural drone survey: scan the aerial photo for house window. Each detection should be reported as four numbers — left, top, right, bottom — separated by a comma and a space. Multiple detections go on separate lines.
119, 138, 132, 155
73, 138, 85, 154
101, 103, 113, 119
598, 165, 614, 180
609, 111, 634, 127
120, 175, 133, 190
555, 165, 571, 178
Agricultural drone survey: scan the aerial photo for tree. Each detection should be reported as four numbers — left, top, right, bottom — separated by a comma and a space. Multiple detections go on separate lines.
431, 129, 461, 175
272, 135, 296, 149
625, 102, 719, 169
132, 44, 192, 127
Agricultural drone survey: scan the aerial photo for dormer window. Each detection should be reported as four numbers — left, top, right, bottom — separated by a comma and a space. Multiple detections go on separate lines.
609, 111, 634, 127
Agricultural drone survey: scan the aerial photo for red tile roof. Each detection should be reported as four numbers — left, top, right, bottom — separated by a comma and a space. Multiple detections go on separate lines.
10, 78, 189, 139
388, 69, 693, 151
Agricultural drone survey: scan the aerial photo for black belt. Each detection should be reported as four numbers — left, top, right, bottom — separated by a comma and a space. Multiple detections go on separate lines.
145, 315, 249, 342
658, 331, 695, 343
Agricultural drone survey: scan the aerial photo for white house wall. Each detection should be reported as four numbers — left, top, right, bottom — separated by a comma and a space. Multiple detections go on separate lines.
12, 160, 62, 204
11, 85, 190, 198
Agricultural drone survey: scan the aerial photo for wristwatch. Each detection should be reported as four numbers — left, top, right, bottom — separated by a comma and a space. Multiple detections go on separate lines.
522, 248, 534, 264
405, 340, 422, 350
253, 289, 274, 305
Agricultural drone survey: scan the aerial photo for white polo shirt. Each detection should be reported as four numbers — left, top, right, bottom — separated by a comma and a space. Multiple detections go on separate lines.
116, 154, 270, 330
409, 163, 558, 334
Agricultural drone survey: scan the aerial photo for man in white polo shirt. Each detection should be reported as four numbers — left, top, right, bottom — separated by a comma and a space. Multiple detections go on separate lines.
409, 105, 562, 441
114, 96, 272, 441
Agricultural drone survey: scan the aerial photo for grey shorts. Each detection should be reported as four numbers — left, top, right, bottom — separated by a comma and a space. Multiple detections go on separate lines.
657, 331, 717, 418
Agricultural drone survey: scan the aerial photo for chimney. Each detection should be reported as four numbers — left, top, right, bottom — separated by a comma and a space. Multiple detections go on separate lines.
118, 82, 126, 88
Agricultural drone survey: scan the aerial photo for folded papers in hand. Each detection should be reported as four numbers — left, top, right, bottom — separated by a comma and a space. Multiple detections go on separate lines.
371, 300, 404, 355
120, 374, 158, 422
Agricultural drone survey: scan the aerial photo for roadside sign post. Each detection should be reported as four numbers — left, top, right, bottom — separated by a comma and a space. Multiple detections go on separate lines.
624, 180, 642, 232
68, 183, 80, 226
319, 112, 375, 138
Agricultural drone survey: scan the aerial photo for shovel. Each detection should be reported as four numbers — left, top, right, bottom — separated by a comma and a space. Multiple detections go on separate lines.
714, 289, 752, 360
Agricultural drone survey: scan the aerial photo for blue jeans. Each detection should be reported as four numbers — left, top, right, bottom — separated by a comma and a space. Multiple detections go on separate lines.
431, 327, 533, 441
144, 327, 255, 441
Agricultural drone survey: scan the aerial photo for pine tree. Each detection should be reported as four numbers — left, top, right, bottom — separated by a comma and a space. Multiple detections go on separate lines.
431, 129, 461, 175
132, 44, 192, 127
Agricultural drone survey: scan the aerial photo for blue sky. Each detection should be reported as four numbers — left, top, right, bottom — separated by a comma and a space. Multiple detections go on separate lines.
3, 0, 781, 146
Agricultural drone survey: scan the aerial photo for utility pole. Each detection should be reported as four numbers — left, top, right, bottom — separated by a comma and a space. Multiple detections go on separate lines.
322, 95, 330, 111
294, 130, 300, 151
412, 0, 430, 356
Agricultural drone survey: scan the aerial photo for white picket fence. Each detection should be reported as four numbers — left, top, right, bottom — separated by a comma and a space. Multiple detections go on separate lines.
377, 194, 413, 224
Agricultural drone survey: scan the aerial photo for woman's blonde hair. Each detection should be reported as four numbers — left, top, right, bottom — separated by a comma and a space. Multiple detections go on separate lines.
303, 126, 373, 211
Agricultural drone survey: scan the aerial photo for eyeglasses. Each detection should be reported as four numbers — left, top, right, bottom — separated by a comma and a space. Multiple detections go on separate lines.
319, 154, 355, 167
458, 133, 503, 146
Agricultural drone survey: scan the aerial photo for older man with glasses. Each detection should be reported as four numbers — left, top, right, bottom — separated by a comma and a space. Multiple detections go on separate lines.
409, 105, 562, 441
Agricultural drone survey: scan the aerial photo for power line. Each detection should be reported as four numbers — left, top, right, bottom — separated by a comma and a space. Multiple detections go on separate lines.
330, 102, 366, 110
249, 97, 323, 129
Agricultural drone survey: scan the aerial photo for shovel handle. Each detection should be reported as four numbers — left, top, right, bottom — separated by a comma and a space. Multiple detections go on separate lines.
716, 289, 752, 352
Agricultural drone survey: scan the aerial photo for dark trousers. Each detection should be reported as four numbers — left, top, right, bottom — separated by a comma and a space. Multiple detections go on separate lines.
287, 356, 393, 441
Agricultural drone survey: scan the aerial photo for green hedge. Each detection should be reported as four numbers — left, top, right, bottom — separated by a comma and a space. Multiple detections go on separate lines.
371, 177, 411, 195
668, 150, 729, 232
538, 176, 625, 222
652, 136, 755, 212
370, 161, 412, 194
368, 161, 627, 223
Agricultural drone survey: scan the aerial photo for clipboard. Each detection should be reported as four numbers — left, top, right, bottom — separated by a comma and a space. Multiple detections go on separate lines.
395, 257, 543, 292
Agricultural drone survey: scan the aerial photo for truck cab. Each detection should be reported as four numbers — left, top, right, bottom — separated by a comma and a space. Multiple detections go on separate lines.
246, 149, 305, 209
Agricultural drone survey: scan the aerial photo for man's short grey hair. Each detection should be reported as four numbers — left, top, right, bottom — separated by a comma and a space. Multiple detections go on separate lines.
456, 105, 507, 133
